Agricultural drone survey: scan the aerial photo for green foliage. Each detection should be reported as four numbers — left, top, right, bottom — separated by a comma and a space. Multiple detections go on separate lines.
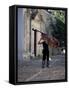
51, 10, 65, 47
52, 10, 65, 23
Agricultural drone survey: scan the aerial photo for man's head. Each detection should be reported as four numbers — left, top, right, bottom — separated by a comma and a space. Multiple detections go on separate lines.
41, 33, 47, 39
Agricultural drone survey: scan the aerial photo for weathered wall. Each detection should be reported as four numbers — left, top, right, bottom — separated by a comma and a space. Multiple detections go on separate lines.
18, 8, 61, 61
18, 8, 25, 61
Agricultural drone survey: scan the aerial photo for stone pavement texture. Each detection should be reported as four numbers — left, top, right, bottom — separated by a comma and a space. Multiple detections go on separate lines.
18, 54, 65, 82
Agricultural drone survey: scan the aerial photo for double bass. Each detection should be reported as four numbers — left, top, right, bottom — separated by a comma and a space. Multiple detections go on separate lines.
32, 28, 60, 48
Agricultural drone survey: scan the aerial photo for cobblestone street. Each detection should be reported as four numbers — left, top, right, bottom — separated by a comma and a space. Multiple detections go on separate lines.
18, 54, 65, 82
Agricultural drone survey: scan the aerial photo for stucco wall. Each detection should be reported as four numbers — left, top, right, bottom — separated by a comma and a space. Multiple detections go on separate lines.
18, 8, 24, 61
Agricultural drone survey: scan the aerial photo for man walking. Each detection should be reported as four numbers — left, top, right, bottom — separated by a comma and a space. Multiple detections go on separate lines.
38, 33, 49, 68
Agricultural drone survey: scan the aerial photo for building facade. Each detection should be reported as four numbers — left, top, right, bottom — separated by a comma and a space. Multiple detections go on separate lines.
18, 8, 61, 61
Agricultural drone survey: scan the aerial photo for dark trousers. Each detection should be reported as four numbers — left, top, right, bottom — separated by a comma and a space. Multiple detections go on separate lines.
42, 51, 49, 67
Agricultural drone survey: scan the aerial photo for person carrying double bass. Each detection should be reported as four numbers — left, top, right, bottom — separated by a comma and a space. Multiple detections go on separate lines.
38, 33, 49, 68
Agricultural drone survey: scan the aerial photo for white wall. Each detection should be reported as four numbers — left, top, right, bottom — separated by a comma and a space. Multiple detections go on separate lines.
18, 8, 24, 61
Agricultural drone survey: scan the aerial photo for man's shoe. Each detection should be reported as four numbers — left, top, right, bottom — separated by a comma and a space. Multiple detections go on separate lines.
47, 65, 49, 68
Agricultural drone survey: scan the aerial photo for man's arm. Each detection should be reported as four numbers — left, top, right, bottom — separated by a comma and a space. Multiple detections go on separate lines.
38, 38, 44, 44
